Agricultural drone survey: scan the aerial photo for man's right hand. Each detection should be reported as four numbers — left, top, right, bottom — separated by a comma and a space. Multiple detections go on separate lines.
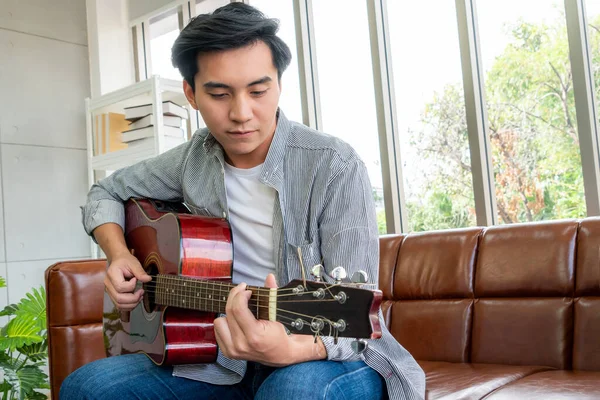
104, 251, 152, 311
93, 222, 152, 311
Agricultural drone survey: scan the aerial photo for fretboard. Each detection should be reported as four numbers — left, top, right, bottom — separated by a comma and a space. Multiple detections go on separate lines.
151, 274, 271, 321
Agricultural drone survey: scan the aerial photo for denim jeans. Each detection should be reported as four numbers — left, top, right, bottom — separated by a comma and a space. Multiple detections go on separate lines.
59, 354, 387, 400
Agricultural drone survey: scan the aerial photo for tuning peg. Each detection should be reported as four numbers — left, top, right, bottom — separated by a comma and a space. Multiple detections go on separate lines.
311, 264, 324, 282
351, 270, 369, 285
351, 339, 368, 355
330, 266, 347, 284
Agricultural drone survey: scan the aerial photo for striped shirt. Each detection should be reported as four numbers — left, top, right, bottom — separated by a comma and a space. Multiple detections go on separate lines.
81, 111, 426, 400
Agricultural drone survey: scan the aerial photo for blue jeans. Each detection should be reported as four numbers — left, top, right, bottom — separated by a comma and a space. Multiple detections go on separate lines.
60, 354, 387, 399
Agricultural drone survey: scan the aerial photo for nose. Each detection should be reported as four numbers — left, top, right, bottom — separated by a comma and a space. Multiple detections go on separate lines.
229, 94, 253, 123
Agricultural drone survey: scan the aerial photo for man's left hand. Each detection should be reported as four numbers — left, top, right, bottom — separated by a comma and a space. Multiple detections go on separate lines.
213, 273, 326, 367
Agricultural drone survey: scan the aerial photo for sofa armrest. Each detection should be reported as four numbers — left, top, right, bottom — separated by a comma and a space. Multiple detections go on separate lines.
45, 259, 107, 400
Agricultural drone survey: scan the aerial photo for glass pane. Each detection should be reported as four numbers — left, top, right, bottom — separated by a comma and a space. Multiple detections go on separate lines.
312, 0, 386, 233
149, 7, 181, 80
478, 1, 586, 223
196, 0, 229, 15
586, 1, 600, 130
388, 1, 475, 232
250, 0, 303, 123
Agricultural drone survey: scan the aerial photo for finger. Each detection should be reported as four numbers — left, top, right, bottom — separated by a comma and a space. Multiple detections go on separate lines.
263, 273, 278, 289
105, 275, 142, 302
224, 283, 248, 338
214, 316, 236, 358
107, 265, 137, 293
129, 260, 152, 283
228, 286, 261, 336
106, 283, 143, 308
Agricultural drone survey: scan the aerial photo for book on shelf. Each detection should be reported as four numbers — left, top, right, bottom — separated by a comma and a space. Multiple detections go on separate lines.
129, 114, 182, 130
127, 136, 185, 151
124, 101, 188, 122
94, 112, 129, 155
121, 125, 184, 143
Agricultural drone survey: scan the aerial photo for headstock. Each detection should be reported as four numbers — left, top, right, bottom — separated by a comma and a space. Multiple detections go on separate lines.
275, 279, 382, 340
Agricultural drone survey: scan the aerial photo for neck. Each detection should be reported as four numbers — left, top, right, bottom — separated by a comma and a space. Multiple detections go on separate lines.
150, 274, 272, 320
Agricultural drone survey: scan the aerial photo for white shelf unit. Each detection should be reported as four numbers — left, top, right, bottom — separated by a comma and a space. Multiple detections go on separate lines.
85, 75, 198, 182
85, 75, 199, 257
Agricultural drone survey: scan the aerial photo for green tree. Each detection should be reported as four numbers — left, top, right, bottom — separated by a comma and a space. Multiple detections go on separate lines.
406, 14, 600, 231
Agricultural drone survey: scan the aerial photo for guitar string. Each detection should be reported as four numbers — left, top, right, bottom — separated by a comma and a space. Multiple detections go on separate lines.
151, 289, 340, 321
141, 281, 345, 299
140, 282, 338, 300
144, 273, 315, 294
144, 273, 377, 289
141, 274, 366, 298
150, 290, 340, 304
150, 286, 344, 318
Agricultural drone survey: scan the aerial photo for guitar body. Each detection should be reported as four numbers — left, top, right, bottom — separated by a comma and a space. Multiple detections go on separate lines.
103, 198, 233, 365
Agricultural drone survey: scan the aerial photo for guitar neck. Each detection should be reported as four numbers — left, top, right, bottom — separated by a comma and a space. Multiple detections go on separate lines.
151, 274, 271, 320
148, 273, 382, 340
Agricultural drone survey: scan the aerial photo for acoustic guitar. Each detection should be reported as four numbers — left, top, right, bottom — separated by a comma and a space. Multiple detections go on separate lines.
103, 198, 382, 365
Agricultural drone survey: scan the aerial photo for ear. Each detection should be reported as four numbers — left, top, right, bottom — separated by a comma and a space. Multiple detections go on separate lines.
183, 80, 198, 110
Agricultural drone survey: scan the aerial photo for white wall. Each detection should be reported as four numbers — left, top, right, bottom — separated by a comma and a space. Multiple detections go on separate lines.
128, 0, 178, 22
0, 1, 91, 308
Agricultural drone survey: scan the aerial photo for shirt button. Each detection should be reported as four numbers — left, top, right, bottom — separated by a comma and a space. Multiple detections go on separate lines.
222, 211, 227, 218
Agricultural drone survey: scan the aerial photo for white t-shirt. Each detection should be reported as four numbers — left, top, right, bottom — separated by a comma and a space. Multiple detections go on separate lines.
224, 162, 277, 287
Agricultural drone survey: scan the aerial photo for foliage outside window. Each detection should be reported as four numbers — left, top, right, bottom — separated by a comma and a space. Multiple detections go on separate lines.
479, 2, 590, 223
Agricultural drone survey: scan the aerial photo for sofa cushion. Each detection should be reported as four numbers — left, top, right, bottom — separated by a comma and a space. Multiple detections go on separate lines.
471, 298, 573, 369
46, 259, 107, 326
394, 228, 480, 299
418, 361, 551, 400
391, 300, 472, 363
475, 220, 576, 298
573, 297, 600, 371
48, 324, 106, 397
575, 218, 600, 297
378, 234, 404, 299
483, 370, 600, 399
46, 260, 108, 400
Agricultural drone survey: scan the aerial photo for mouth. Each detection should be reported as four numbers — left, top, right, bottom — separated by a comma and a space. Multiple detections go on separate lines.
227, 130, 256, 137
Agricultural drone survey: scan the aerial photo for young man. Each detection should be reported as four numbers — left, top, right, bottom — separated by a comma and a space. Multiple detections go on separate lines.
61, 4, 425, 399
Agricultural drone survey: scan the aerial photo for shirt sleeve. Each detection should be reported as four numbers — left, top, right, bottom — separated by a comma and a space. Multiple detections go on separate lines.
81, 140, 193, 238
317, 156, 381, 361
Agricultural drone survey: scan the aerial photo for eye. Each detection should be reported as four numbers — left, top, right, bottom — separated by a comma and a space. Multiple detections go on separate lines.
251, 90, 267, 97
209, 93, 227, 99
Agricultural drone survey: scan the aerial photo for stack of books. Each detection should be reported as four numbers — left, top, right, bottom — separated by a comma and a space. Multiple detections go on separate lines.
121, 101, 189, 150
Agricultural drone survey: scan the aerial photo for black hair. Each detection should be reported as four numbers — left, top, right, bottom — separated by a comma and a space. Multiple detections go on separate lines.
171, 3, 292, 91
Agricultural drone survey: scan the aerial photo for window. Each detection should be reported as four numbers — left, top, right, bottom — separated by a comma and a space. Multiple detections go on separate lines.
250, 0, 303, 123
388, 0, 475, 232
312, 0, 386, 233
148, 7, 182, 80
478, 1, 586, 223
586, 0, 600, 130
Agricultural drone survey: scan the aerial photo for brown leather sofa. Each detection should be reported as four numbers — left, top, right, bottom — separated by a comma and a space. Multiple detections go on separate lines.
46, 218, 600, 399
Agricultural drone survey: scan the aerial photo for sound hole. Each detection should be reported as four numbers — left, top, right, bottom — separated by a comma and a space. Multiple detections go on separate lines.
143, 262, 159, 313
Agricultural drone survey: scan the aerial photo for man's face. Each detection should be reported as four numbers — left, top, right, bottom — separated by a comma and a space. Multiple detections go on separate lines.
184, 41, 281, 169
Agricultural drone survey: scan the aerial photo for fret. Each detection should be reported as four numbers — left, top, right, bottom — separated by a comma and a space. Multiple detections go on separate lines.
151, 275, 280, 323
254, 287, 260, 319
154, 275, 259, 315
